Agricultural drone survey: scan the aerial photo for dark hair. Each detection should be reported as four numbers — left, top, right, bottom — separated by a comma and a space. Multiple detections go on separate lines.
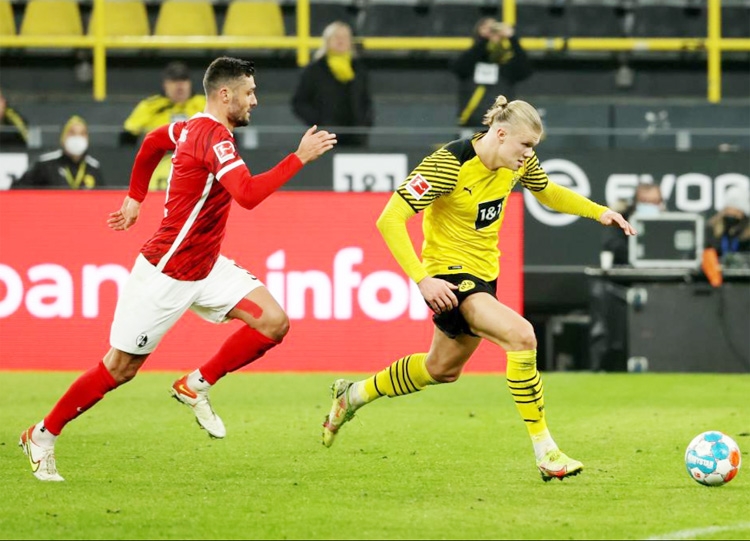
163, 61, 191, 81
202, 57, 255, 95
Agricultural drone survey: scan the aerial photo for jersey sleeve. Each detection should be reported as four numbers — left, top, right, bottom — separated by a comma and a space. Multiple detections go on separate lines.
376, 194, 427, 284
127, 121, 184, 202
395, 148, 460, 212
518, 152, 549, 192
203, 127, 304, 210
533, 179, 609, 220
200, 126, 246, 180
522, 151, 608, 220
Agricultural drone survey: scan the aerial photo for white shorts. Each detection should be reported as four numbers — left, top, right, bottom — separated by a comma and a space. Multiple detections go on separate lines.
110, 253, 264, 354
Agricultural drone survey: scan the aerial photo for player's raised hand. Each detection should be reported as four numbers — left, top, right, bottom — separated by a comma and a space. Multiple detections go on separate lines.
600, 209, 637, 236
294, 125, 337, 164
107, 196, 141, 231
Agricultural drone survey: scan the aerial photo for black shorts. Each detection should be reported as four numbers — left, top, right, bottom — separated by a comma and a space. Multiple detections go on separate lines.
431, 273, 498, 339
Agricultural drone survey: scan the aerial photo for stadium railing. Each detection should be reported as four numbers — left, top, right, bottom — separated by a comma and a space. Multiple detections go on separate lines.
0, 0, 748, 103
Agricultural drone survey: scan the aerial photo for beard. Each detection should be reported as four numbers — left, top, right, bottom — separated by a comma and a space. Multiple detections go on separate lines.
231, 111, 250, 128
228, 103, 251, 128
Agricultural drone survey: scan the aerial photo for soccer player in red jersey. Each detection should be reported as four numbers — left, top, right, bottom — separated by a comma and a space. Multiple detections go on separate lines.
19, 57, 337, 481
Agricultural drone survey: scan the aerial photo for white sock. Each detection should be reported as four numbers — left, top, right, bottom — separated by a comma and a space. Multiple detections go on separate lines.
33, 421, 57, 448
347, 381, 368, 408
187, 370, 211, 392
531, 428, 557, 461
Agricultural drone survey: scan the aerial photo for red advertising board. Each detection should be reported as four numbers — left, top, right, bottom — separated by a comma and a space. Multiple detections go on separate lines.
0, 191, 522, 373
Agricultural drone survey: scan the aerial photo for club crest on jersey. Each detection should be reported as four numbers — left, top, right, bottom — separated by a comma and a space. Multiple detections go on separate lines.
405, 174, 431, 200
213, 141, 236, 164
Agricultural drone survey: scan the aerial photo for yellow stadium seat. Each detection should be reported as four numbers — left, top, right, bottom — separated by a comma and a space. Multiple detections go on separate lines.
20, 0, 83, 37
0, 0, 16, 36
222, 1, 285, 38
87, 0, 150, 37
154, 0, 218, 37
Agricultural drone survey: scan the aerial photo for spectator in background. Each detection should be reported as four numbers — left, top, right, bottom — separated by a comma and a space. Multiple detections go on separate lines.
291, 21, 373, 148
704, 184, 750, 277
452, 18, 532, 131
601, 183, 665, 266
14, 115, 104, 189
590, 183, 663, 371
120, 61, 206, 190
0, 87, 30, 149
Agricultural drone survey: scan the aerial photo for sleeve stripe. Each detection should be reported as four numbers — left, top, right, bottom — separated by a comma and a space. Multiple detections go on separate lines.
216, 159, 245, 180
519, 151, 549, 192
168, 122, 177, 144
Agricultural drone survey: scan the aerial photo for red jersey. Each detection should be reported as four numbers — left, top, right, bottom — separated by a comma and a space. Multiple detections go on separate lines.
128, 113, 303, 281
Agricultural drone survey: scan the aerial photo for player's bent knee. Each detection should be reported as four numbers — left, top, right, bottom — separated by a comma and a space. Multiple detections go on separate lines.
508, 322, 537, 351
270, 315, 290, 342
428, 364, 462, 383
104, 348, 147, 384
433, 373, 460, 384
254, 310, 290, 343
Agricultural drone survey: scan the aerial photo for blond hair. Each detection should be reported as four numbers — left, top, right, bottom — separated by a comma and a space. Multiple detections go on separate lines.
314, 21, 355, 60
59, 115, 87, 144
482, 95, 543, 136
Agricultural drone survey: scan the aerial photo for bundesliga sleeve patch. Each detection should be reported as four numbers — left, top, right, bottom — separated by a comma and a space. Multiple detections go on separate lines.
405, 173, 431, 200
213, 141, 237, 164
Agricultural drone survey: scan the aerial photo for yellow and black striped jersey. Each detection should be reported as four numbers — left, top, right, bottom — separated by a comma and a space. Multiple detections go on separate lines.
123, 94, 206, 136
391, 132, 607, 282
395, 132, 542, 281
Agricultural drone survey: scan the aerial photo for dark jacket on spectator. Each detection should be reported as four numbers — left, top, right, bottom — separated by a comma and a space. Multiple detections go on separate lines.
14, 149, 104, 189
452, 34, 532, 128
291, 57, 373, 147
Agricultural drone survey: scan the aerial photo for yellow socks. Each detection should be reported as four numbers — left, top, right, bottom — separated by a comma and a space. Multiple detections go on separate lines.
506, 349, 558, 460
506, 349, 548, 436
350, 353, 436, 406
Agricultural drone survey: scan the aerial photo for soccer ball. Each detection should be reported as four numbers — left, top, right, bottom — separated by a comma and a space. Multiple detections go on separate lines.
684, 431, 742, 486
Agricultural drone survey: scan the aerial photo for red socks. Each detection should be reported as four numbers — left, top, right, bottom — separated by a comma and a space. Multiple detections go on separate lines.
41, 327, 279, 435
44, 361, 119, 436
199, 326, 279, 385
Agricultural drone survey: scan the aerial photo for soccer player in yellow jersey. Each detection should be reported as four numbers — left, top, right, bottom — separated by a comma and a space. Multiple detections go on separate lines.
322, 95, 637, 481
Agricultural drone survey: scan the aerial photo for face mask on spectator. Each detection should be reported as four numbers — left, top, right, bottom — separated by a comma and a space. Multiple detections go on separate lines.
634, 202, 661, 218
64, 135, 88, 158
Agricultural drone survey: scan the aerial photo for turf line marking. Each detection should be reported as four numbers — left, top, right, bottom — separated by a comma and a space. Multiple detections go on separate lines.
646, 522, 750, 540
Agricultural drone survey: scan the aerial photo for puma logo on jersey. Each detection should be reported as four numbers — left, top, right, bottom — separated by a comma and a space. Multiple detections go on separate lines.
213, 141, 237, 164
463, 187, 473, 195
405, 174, 431, 200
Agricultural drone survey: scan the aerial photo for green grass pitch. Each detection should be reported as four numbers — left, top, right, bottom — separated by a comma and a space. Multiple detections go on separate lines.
1, 371, 748, 540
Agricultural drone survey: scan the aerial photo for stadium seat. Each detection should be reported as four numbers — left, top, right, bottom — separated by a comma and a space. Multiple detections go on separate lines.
722, 5, 750, 38
565, 5, 626, 38
632, 6, 706, 37
20, 0, 83, 37
517, 4, 568, 38
0, 0, 16, 36
361, 4, 434, 37
222, 1, 285, 38
87, 0, 150, 37
431, 4, 496, 38
154, 0, 218, 36
309, 2, 362, 36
